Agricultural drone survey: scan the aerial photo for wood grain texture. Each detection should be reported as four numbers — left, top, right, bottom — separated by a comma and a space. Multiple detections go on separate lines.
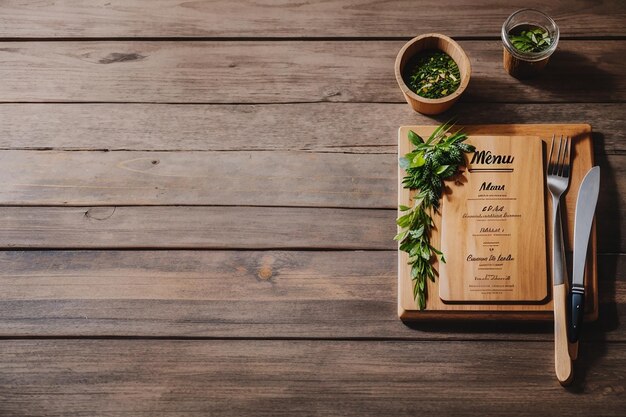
0, 103, 624, 154
0, 206, 393, 249
1, 0, 624, 38
554, 283, 574, 384
0, 251, 622, 340
0, 202, 621, 253
0, 150, 395, 208
0, 41, 623, 103
439, 136, 548, 302
0, 340, 624, 417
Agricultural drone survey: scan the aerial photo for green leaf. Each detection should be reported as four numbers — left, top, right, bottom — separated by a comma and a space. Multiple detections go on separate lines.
435, 165, 450, 175
509, 27, 551, 53
427, 120, 451, 144
393, 231, 407, 241
411, 153, 426, 168
408, 130, 424, 146
399, 205, 411, 211
396, 213, 412, 227
409, 225, 425, 239
427, 268, 436, 282
418, 292, 426, 310
412, 195, 425, 208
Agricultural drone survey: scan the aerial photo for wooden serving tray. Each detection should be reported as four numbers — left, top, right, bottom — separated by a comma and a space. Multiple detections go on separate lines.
398, 124, 598, 321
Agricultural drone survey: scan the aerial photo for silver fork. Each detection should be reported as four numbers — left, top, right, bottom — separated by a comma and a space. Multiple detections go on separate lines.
546, 134, 573, 385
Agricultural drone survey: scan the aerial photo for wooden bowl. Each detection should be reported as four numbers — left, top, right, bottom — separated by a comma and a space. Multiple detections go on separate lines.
395, 33, 471, 115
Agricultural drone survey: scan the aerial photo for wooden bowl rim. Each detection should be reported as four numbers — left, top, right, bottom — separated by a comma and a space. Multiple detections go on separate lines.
394, 33, 471, 104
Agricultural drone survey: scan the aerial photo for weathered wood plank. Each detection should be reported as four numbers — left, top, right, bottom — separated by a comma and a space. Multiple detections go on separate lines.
0, 207, 393, 249
0, 251, 622, 340
1, 0, 624, 38
0, 41, 623, 103
0, 152, 622, 252
0, 103, 624, 154
0, 150, 396, 207
0, 151, 619, 210
0, 202, 622, 253
0, 339, 624, 417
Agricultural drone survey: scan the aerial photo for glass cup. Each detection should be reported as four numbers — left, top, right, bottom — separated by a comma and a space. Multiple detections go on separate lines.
501, 9, 559, 78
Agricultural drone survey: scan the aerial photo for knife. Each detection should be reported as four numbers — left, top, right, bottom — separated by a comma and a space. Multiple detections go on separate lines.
568, 166, 600, 350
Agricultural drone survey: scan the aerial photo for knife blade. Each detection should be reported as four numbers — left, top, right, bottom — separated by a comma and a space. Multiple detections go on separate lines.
568, 166, 600, 345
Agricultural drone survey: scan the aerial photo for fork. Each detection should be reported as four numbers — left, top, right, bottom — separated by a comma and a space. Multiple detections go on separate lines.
546, 134, 573, 385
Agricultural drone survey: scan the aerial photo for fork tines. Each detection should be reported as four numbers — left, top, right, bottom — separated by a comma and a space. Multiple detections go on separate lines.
548, 134, 571, 177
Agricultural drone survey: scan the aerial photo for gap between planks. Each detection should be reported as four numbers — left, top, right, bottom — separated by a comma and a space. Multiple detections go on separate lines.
0, 336, 625, 344
0, 205, 622, 252
0, 103, 623, 154
2, 0, 625, 38
2, 36, 626, 42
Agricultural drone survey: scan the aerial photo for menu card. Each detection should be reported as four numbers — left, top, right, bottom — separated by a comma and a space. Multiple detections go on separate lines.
439, 136, 548, 302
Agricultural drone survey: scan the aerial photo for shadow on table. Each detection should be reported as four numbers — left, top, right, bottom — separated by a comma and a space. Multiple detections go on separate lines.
513, 49, 618, 100
426, 49, 618, 123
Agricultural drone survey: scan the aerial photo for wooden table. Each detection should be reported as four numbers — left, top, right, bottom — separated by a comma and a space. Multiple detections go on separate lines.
0, 1, 624, 415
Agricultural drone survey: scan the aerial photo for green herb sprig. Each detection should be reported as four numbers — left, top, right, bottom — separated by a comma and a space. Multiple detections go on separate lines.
509, 27, 551, 53
406, 51, 461, 99
395, 122, 475, 309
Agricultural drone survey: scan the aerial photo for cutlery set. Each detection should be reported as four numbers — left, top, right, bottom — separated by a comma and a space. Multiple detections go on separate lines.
546, 135, 600, 385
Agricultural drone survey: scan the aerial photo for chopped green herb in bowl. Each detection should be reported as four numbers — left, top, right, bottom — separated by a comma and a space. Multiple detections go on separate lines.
395, 33, 471, 114
404, 51, 461, 99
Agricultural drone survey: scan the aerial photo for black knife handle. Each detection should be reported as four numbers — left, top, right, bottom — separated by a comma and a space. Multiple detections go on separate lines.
568, 285, 585, 344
